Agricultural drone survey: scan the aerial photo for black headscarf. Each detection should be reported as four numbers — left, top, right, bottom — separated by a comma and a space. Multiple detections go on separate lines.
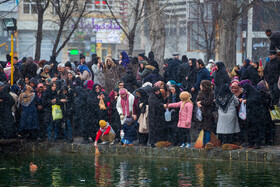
136, 88, 149, 113
216, 84, 234, 112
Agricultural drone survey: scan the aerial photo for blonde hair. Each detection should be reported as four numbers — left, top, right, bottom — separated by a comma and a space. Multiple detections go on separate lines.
179, 91, 193, 108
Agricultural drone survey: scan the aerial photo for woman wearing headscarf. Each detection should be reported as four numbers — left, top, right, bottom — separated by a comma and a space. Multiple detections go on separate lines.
58, 86, 74, 143
85, 84, 109, 143
91, 57, 105, 86
241, 83, 265, 149
216, 84, 240, 144
194, 80, 215, 147
78, 64, 92, 81
42, 82, 59, 142
74, 86, 88, 143
231, 81, 243, 99
117, 88, 135, 125
119, 51, 130, 68
148, 86, 166, 147
213, 62, 231, 97
241, 61, 261, 86
135, 88, 150, 146
166, 84, 181, 146
0, 84, 16, 139
108, 88, 121, 142
257, 80, 274, 145
36, 83, 46, 141
18, 85, 39, 140
185, 58, 198, 100
83, 80, 94, 91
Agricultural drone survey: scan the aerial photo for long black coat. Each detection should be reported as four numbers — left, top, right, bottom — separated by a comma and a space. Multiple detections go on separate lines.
0, 86, 16, 138
213, 62, 231, 97
148, 89, 166, 144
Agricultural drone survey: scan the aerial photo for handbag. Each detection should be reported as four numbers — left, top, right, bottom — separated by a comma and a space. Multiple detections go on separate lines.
270, 105, 280, 122
99, 98, 106, 110
52, 105, 63, 121
238, 101, 246, 120
195, 107, 202, 121
195, 130, 204, 148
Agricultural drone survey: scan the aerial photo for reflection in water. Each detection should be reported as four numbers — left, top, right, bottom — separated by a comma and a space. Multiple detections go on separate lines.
94, 156, 112, 186
0, 153, 280, 186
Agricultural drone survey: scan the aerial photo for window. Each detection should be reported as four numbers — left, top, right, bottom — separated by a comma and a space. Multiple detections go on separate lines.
86, 0, 116, 11
23, 0, 43, 14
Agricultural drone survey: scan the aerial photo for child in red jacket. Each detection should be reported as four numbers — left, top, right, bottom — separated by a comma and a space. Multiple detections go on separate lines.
94, 120, 116, 146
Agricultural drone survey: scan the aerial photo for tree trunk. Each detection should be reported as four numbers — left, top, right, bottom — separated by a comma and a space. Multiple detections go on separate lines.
51, 22, 64, 58
34, 13, 44, 61
128, 34, 135, 56
145, 0, 165, 71
218, 0, 239, 68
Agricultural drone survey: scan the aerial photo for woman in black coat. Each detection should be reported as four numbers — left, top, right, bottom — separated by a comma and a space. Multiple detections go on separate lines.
257, 80, 274, 145
74, 86, 88, 143
148, 87, 166, 147
213, 62, 231, 97
58, 86, 74, 143
85, 84, 109, 143
241, 62, 261, 86
108, 88, 121, 142
167, 84, 181, 146
0, 85, 16, 139
135, 88, 150, 145
42, 82, 59, 142
185, 58, 198, 101
242, 83, 264, 149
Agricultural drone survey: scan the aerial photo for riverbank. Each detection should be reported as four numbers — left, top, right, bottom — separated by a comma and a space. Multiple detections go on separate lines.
1, 138, 280, 164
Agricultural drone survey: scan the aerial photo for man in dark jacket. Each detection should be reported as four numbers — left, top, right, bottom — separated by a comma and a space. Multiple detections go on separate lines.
177, 55, 190, 84
264, 50, 280, 105
266, 29, 280, 50
166, 53, 181, 82
191, 59, 211, 92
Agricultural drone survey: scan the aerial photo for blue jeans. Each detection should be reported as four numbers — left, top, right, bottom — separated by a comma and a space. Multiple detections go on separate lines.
64, 119, 73, 140
47, 121, 58, 140
203, 130, 211, 145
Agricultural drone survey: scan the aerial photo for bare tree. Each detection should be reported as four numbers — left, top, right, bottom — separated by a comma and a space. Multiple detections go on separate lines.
218, 0, 256, 68
50, 0, 90, 58
145, 0, 165, 70
104, 0, 144, 56
34, 0, 50, 61
188, 0, 219, 62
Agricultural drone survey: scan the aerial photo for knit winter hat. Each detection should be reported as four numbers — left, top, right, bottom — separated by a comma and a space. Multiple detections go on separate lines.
99, 120, 107, 128
119, 88, 127, 95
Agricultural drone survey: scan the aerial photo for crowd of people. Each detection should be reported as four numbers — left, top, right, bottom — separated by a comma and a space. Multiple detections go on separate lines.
0, 50, 279, 149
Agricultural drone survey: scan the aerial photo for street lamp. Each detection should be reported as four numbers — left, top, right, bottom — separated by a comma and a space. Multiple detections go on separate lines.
2, 18, 17, 85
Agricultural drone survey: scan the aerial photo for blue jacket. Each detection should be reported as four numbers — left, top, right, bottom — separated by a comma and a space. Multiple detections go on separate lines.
194, 67, 211, 90
122, 122, 138, 142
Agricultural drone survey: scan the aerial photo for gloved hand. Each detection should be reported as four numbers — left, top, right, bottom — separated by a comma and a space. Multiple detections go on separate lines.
120, 114, 125, 120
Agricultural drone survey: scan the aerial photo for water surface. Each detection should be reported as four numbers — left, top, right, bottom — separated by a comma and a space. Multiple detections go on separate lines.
0, 153, 279, 186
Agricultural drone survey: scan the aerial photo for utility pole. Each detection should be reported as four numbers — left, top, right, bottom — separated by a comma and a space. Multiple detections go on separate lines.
246, 1, 253, 60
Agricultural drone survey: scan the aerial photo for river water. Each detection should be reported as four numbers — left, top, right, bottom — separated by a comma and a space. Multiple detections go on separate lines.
0, 153, 279, 186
